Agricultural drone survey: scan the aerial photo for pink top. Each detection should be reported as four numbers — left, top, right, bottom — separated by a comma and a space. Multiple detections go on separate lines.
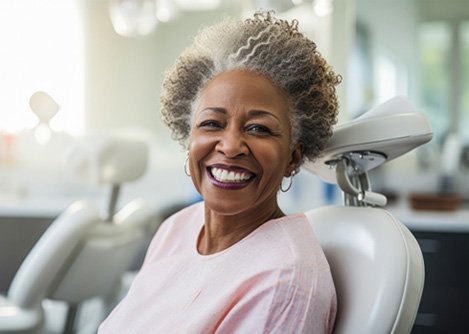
98, 202, 336, 333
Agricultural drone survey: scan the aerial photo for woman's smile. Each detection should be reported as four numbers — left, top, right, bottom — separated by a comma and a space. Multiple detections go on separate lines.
207, 165, 256, 189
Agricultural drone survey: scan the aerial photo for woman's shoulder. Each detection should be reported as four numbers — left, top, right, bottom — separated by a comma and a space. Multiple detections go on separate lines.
159, 200, 204, 230
142, 201, 203, 261
265, 214, 334, 295
244, 213, 326, 269
265, 212, 319, 253
236, 214, 335, 314
153, 201, 204, 241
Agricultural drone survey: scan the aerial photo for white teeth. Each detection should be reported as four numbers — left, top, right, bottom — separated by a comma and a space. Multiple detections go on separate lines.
221, 169, 228, 180
211, 167, 253, 183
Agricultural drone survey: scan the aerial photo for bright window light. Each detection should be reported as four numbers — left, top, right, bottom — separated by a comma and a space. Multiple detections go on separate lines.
375, 55, 398, 103
460, 21, 469, 142
174, 0, 221, 11
0, 0, 83, 134
419, 22, 451, 142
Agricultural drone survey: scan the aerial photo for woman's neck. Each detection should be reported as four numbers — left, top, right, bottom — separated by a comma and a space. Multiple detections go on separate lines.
197, 203, 285, 255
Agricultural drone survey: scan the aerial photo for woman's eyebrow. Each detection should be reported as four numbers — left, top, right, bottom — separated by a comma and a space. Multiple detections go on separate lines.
248, 109, 281, 122
199, 107, 227, 115
198, 107, 281, 122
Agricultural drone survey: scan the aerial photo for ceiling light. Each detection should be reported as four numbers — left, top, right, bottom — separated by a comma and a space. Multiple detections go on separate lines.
313, 0, 333, 17
156, 0, 179, 23
173, 0, 221, 11
109, 0, 159, 37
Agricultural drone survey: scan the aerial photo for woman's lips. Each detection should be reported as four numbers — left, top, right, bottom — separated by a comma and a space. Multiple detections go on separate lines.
207, 165, 256, 189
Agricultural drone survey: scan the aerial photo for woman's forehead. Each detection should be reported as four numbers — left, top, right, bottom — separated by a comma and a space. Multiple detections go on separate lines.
196, 70, 290, 116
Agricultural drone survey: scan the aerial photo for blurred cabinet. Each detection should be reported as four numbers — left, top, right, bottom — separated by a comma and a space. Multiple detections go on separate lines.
411, 230, 469, 333
0, 216, 54, 293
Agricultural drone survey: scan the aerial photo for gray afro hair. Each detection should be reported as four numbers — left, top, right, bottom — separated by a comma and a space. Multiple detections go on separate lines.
160, 10, 341, 162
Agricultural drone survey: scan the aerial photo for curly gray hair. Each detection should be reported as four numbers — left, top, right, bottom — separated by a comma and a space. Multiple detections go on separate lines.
160, 11, 341, 162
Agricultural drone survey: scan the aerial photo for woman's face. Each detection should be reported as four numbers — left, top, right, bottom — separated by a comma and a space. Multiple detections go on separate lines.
188, 69, 302, 217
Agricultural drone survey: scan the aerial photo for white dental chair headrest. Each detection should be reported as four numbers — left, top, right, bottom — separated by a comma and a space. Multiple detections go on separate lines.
65, 133, 149, 185
303, 96, 433, 184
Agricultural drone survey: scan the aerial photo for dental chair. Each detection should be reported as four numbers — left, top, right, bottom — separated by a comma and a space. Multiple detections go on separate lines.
0, 134, 153, 334
303, 96, 433, 334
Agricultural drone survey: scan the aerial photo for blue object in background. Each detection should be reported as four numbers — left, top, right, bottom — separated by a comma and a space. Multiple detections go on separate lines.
323, 181, 339, 205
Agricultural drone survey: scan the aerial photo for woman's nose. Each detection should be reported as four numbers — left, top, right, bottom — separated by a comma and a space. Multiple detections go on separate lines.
215, 129, 249, 158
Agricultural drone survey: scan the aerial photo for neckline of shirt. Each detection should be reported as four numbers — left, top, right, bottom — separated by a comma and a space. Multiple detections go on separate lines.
192, 203, 306, 260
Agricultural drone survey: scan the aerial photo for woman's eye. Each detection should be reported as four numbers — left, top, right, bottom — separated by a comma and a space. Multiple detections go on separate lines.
198, 120, 222, 129
246, 124, 272, 135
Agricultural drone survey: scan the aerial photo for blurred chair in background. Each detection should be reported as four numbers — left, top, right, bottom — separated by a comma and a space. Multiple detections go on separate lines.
0, 134, 154, 334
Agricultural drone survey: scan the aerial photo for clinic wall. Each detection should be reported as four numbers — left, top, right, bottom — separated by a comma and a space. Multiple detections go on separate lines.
353, 0, 433, 196
355, 0, 419, 104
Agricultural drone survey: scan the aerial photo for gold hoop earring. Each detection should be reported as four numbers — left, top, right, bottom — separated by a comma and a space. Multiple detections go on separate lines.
184, 153, 191, 177
280, 170, 296, 192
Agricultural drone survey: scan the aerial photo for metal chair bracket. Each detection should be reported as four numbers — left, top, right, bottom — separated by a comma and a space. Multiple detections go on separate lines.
326, 152, 388, 207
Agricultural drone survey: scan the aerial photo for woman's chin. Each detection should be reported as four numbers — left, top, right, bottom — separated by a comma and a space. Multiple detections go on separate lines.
203, 196, 250, 215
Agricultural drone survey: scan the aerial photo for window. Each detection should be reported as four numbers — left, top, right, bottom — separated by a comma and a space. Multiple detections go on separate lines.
460, 22, 469, 142
418, 22, 451, 143
0, 0, 83, 134
375, 50, 407, 105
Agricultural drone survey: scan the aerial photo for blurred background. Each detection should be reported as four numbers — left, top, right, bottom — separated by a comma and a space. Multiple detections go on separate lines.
0, 0, 468, 332
1, 0, 469, 210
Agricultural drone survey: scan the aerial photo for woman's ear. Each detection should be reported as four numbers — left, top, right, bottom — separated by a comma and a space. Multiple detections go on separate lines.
285, 143, 303, 176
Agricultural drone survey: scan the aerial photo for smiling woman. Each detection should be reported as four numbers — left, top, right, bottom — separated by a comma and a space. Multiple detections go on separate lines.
189, 69, 302, 255
99, 10, 340, 334
188, 70, 299, 238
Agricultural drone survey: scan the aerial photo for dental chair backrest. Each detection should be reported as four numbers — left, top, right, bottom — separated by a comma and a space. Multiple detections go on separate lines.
4, 134, 152, 332
306, 206, 424, 334
303, 96, 432, 334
